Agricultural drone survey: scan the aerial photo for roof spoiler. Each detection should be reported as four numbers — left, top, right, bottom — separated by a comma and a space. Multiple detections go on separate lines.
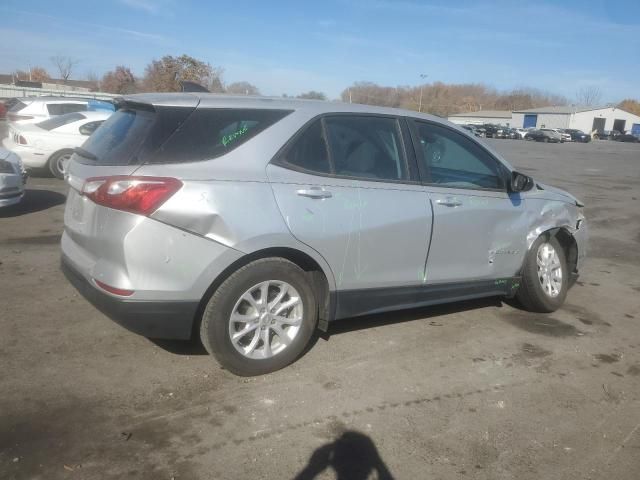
180, 81, 210, 93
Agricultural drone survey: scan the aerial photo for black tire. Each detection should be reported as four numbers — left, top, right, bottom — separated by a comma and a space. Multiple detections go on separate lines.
200, 258, 318, 376
49, 149, 73, 179
516, 235, 568, 313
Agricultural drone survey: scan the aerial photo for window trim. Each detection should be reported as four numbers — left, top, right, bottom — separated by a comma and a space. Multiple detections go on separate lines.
407, 118, 511, 193
271, 112, 421, 185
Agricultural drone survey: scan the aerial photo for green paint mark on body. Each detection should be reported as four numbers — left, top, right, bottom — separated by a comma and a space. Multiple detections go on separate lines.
222, 125, 249, 147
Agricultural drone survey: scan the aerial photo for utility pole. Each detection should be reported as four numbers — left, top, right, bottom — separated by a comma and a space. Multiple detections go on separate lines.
418, 73, 428, 112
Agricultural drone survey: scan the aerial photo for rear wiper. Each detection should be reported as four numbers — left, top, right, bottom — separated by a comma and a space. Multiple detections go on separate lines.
74, 147, 98, 161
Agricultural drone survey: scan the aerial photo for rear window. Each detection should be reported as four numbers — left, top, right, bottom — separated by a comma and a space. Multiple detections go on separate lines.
36, 112, 86, 131
8, 99, 28, 113
78, 109, 156, 165
151, 108, 292, 163
47, 103, 88, 115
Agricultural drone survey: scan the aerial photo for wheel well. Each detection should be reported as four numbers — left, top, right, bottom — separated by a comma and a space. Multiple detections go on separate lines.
540, 228, 578, 275
191, 248, 332, 340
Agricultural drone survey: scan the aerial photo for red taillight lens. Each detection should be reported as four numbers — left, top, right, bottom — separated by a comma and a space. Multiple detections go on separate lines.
94, 279, 134, 297
82, 176, 182, 216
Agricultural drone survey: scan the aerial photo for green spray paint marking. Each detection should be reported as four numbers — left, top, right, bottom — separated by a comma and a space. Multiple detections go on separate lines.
222, 125, 249, 147
494, 279, 507, 286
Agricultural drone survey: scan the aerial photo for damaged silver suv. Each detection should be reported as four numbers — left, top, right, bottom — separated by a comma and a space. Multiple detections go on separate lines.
61, 94, 587, 375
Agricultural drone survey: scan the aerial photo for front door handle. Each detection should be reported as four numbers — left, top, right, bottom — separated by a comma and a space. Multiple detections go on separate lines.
436, 198, 462, 207
296, 187, 332, 199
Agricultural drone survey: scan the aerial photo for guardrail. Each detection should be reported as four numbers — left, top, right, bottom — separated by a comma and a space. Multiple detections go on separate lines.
0, 84, 119, 101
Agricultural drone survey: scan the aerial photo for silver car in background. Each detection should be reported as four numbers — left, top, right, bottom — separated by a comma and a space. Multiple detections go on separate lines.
0, 148, 27, 208
61, 94, 588, 375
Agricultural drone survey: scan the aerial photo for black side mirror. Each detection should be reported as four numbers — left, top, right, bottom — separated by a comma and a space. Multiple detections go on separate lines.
510, 171, 534, 192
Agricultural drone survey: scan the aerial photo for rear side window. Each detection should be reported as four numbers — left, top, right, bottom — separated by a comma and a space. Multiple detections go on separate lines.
151, 109, 292, 163
8, 99, 27, 112
47, 103, 87, 115
36, 112, 86, 131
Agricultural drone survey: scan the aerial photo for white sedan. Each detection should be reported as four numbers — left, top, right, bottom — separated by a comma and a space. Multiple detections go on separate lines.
3, 111, 112, 179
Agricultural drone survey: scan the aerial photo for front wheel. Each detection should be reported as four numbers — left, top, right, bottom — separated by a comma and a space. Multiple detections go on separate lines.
516, 235, 568, 312
200, 258, 318, 376
49, 149, 73, 179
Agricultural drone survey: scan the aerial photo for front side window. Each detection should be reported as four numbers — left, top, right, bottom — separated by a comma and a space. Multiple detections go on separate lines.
414, 121, 505, 190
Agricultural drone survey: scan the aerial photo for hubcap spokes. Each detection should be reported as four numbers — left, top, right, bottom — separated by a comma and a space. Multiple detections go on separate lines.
229, 281, 303, 359
536, 243, 562, 298
58, 154, 72, 175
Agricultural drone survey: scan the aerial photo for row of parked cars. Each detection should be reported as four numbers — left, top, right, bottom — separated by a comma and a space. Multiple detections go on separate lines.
0, 96, 115, 207
461, 124, 639, 144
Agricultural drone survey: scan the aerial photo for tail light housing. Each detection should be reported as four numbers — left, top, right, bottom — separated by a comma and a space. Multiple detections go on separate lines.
81, 176, 182, 216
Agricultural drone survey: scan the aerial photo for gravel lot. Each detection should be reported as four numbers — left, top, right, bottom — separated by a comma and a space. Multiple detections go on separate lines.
1, 125, 639, 479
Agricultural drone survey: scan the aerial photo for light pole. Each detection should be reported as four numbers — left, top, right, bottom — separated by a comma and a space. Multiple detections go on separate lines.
418, 74, 428, 112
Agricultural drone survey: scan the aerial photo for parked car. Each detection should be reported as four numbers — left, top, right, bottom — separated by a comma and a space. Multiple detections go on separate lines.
3, 111, 112, 178
503, 127, 518, 139
61, 94, 588, 375
555, 129, 573, 142
460, 125, 483, 137
514, 128, 529, 139
541, 128, 568, 142
481, 124, 500, 138
593, 130, 613, 140
564, 129, 591, 143
0, 147, 28, 208
612, 131, 639, 143
525, 129, 562, 143
7, 97, 114, 126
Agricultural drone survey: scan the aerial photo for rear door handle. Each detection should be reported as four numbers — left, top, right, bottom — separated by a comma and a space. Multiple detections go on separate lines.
436, 198, 462, 207
296, 187, 332, 199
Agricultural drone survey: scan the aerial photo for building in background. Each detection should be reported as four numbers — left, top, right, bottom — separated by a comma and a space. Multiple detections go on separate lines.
447, 110, 513, 126
512, 106, 640, 134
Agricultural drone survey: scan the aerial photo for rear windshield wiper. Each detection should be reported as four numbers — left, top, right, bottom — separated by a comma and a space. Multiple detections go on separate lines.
74, 147, 98, 161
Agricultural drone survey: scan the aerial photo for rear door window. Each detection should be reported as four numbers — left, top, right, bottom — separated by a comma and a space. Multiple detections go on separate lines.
324, 116, 408, 181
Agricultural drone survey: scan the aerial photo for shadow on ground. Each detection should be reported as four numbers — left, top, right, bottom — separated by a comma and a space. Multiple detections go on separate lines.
0, 189, 66, 217
293, 430, 394, 480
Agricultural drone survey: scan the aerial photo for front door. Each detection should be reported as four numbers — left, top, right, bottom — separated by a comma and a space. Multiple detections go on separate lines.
410, 119, 527, 283
268, 115, 432, 291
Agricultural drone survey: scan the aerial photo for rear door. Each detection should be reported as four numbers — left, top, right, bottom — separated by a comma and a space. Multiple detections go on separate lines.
268, 115, 432, 291
409, 119, 527, 283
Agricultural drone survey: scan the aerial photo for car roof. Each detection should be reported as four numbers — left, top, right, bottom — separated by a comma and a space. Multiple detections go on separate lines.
120, 93, 447, 123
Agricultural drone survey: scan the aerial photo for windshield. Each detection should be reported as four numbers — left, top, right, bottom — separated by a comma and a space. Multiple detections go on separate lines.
36, 112, 86, 131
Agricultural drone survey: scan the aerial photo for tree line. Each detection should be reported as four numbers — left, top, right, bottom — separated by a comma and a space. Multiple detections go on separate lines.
11, 54, 640, 117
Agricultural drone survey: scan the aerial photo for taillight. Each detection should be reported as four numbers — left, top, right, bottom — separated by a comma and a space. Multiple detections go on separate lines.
17, 135, 27, 145
81, 176, 182, 216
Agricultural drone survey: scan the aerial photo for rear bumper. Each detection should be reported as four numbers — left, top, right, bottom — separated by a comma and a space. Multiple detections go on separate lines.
1, 139, 48, 169
61, 255, 199, 340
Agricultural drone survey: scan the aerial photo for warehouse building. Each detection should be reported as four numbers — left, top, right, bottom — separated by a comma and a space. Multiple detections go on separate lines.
512, 106, 640, 135
447, 110, 512, 126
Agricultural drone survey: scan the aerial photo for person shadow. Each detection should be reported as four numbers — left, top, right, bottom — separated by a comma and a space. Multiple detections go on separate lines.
293, 430, 394, 480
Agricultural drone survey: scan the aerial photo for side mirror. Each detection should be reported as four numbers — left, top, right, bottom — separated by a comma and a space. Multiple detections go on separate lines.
510, 171, 534, 192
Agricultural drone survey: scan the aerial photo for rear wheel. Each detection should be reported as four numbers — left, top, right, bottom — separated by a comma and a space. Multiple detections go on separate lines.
516, 235, 568, 312
49, 149, 73, 179
200, 258, 318, 376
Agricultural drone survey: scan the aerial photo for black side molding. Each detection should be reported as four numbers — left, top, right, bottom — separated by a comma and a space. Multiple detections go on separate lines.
334, 277, 521, 321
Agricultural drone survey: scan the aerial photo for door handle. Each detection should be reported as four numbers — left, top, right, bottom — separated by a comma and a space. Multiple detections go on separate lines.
296, 187, 332, 199
436, 198, 462, 207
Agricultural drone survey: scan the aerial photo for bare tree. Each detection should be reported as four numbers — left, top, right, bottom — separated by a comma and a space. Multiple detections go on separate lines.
50, 55, 79, 83
101, 66, 137, 94
143, 54, 223, 93
576, 86, 603, 107
618, 99, 640, 116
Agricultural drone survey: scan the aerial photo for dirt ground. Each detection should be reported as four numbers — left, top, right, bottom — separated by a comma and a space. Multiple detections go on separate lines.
1, 128, 639, 479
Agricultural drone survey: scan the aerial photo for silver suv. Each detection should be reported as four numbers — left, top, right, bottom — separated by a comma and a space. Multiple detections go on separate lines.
61, 94, 588, 375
